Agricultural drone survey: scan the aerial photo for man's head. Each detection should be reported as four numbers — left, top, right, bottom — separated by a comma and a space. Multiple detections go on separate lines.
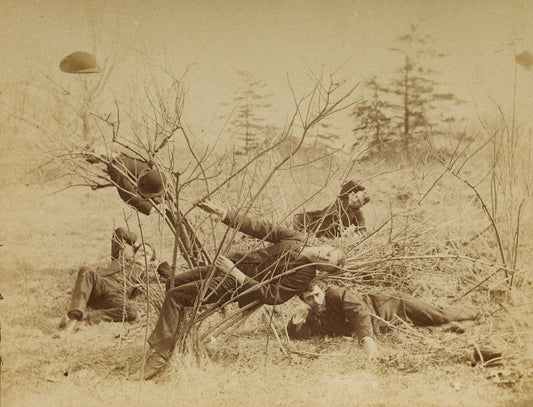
300, 283, 327, 315
299, 245, 344, 272
130, 243, 156, 266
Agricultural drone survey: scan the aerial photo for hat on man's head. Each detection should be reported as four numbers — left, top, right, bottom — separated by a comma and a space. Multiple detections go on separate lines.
339, 179, 365, 197
137, 168, 166, 198
60, 51, 102, 74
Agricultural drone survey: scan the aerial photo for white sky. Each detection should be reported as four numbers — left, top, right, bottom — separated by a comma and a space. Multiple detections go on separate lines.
2, 0, 533, 140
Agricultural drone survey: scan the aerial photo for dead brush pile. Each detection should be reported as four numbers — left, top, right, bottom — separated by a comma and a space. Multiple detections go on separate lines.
267, 196, 530, 380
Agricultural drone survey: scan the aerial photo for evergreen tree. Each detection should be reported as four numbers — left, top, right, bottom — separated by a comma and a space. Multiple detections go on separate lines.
388, 25, 464, 159
222, 70, 273, 155
350, 76, 394, 156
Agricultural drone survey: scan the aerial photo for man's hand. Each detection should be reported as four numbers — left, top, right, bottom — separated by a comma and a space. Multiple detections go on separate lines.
194, 200, 227, 219
214, 255, 235, 273
291, 303, 311, 325
214, 255, 247, 284
361, 336, 380, 361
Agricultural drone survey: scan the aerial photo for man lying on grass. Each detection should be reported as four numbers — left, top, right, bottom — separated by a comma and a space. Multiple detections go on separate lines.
58, 228, 168, 335
140, 200, 345, 380
293, 178, 369, 238
287, 280, 482, 360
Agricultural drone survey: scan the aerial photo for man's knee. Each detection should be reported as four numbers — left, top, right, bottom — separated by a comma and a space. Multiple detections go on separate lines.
78, 267, 96, 278
164, 285, 198, 308
78, 266, 89, 274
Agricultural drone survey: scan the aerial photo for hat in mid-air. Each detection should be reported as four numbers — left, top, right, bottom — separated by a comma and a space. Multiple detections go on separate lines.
60, 51, 102, 74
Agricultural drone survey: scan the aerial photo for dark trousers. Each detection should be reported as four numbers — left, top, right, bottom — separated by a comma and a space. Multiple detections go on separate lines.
68, 267, 138, 324
368, 293, 480, 334
149, 266, 239, 357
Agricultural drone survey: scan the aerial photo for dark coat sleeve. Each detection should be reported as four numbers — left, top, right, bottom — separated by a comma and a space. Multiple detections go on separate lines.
111, 227, 138, 261
286, 311, 325, 339
223, 209, 305, 243
236, 265, 315, 306
336, 289, 374, 340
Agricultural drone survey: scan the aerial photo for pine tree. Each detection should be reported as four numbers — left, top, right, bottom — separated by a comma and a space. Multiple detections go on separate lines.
222, 70, 273, 155
388, 25, 464, 159
351, 76, 393, 156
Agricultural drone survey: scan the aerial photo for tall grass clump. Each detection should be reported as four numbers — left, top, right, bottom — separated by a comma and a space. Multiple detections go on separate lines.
429, 50, 532, 295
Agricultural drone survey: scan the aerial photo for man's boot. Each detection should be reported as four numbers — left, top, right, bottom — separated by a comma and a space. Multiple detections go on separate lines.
140, 350, 169, 380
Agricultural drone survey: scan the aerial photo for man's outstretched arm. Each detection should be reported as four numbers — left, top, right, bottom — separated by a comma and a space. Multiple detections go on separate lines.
339, 290, 380, 360
213, 255, 302, 306
196, 200, 304, 243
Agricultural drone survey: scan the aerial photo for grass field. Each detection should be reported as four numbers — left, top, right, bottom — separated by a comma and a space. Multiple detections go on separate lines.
1, 157, 532, 407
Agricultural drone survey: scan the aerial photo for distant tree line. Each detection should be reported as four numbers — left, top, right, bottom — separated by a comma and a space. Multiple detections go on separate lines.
222, 26, 465, 161
351, 25, 466, 161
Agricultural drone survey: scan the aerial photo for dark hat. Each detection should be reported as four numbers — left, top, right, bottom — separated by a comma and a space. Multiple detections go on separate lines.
340, 179, 365, 197
60, 51, 102, 74
137, 168, 166, 198
157, 261, 171, 279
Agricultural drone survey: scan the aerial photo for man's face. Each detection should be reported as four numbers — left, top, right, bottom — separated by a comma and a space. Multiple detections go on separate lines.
129, 245, 155, 266
302, 285, 326, 314
299, 245, 344, 272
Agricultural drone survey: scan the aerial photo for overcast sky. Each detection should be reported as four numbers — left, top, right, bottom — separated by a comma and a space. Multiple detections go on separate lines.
2, 0, 533, 140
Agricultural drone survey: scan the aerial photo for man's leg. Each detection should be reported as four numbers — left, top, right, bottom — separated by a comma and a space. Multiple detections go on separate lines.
165, 266, 211, 291
140, 282, 205, 380
143, 274, 234, 380
67, 267, 106, 321
86, 290, 138, 324
148, 282, 202, 358
400, 295, 480, 327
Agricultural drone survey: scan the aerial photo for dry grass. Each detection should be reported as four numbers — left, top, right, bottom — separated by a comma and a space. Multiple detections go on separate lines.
1, 160, 533, 406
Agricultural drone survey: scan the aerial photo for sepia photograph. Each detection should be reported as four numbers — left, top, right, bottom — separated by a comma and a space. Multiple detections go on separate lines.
1, 1, 532, 406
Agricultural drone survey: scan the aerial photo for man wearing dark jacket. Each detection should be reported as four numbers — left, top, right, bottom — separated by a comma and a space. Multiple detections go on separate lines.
86, 149, 166, 215
106, 154, 167, 215
287, 282, 481, 360
293, 179, 369, 238
59, 228, 163, 333
141, 201, 345, 379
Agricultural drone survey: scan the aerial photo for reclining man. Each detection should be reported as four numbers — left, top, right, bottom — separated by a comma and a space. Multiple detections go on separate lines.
293, 179, 369, 238
141, 201, 345, 379
59, 227, 168, 334
287, 281, 481, 360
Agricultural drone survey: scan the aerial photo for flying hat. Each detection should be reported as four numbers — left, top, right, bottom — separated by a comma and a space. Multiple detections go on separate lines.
137, 168, 166, 198
60, 51, 102, 74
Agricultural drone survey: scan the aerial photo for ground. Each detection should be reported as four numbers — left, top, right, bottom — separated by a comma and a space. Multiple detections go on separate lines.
1, 164, 532, 407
